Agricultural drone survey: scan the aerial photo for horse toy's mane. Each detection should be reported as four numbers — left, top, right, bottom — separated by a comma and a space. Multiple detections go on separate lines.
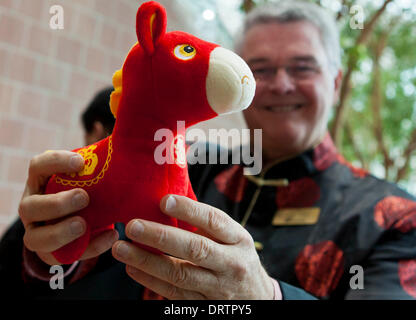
45, 1, 256, 264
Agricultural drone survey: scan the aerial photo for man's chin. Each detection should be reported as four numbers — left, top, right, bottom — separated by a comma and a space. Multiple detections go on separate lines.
263, 136, 306, 161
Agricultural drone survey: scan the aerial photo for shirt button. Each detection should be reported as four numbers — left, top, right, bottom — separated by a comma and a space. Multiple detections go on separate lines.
254, 241, 264, 251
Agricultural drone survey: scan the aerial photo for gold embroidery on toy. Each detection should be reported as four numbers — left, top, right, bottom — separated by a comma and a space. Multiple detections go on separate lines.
70, 145, 98, 178
55, 136, 113, 187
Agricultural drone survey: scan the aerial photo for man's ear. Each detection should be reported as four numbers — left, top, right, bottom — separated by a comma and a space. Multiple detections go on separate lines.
92, 121, 108, 139
332, 69, 343, 106
84, 121, 108, 145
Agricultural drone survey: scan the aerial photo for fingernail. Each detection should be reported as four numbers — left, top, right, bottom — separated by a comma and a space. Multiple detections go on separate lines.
70, 221, 84, 236
72, 192, 88, 209
165, 195, 176, 212
117, 243, 129, 258
130, 220, 144, 238
70, 154, 84, 170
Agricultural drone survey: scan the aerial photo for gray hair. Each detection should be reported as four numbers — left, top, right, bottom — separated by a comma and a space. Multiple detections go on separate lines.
235, 0, 342, 76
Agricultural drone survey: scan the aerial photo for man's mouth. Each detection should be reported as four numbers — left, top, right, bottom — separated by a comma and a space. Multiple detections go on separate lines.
263, 104, 303, 113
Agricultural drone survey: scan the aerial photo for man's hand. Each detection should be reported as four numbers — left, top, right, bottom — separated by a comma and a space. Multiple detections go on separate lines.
19, 150, 119, 266
112, 194, 275, 299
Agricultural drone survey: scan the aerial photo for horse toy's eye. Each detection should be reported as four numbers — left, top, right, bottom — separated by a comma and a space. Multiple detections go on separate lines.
174, 44, 196, 60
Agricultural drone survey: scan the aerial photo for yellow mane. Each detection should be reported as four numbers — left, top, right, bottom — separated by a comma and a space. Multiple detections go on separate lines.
109, 69, 122, 118
109, 42, 139, 118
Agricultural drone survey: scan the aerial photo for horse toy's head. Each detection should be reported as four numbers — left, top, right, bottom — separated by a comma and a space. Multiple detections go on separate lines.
109, 1, 256, 130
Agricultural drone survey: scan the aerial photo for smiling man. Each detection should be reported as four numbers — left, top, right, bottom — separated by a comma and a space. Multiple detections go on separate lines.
2, 1, 416, 300
240, 16, 342, 163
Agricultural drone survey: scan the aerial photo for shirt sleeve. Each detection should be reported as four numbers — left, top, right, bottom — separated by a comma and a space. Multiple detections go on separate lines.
22, 246, 79, 283
278, 280, 317, 300
344, 229, 416, 299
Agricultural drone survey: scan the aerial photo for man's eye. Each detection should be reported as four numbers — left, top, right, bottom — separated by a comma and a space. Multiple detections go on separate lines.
253, 68, 275, 76
255, 68, 272, 73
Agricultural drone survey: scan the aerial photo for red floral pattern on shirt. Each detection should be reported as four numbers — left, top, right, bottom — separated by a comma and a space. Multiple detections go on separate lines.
295, 240, 344, 297
276, 177, 320, 208
214, 165, 247, 202
336, 154, 368, 178
374, 196, 416, 233
398, 259, 416, 298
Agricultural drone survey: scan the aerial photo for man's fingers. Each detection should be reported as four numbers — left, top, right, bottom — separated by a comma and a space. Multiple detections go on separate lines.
112, 241, 216, 296
19, 189, 89, 227
27, 150, 84, 195
79, 229, 119, 261
160, 195, 250, 245
23, 216, 86, 253
125, 219, 228, 271
125, 266, 206, 300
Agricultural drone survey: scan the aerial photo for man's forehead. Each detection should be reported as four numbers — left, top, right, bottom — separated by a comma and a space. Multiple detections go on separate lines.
241, 21, 327, 65
247, 55, 319, 66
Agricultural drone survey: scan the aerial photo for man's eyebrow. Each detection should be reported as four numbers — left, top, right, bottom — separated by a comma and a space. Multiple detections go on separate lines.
247, 58, 270, 65
247, 56, 320, 65
290, 56, 319, 64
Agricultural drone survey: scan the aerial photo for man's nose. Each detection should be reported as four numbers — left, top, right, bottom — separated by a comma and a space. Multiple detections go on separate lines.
268, 68, 295, 94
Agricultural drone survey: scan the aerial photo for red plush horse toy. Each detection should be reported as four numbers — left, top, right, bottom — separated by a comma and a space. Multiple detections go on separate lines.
45, 1, 255, 264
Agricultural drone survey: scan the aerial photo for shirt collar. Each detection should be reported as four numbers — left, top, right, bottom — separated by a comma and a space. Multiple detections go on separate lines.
247, 133, 338, 183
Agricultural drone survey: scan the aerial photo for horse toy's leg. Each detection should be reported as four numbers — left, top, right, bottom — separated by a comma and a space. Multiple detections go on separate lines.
52, 225, 91, 264
51, 202, 115, 264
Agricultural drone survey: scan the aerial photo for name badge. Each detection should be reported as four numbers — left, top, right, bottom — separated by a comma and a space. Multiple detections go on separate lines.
272, 207, 320, 226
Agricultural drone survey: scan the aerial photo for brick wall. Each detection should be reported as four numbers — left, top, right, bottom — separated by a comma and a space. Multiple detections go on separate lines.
0, 0, 246, 239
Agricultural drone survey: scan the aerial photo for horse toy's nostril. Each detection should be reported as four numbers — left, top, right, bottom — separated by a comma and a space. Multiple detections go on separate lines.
242, 75, 250, 84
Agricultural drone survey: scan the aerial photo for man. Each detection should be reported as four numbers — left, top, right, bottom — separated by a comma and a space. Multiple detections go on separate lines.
81, 87, 115, 146
2, 1, 416, 299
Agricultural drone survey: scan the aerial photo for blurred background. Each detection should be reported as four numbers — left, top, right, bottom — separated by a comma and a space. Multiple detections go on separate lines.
0, 0, 415, 238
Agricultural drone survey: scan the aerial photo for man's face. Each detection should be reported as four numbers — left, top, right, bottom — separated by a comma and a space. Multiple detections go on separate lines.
240, 21, 341, 162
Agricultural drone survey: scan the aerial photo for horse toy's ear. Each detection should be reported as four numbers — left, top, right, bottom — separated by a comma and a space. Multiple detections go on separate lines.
136, 1, 167, 55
